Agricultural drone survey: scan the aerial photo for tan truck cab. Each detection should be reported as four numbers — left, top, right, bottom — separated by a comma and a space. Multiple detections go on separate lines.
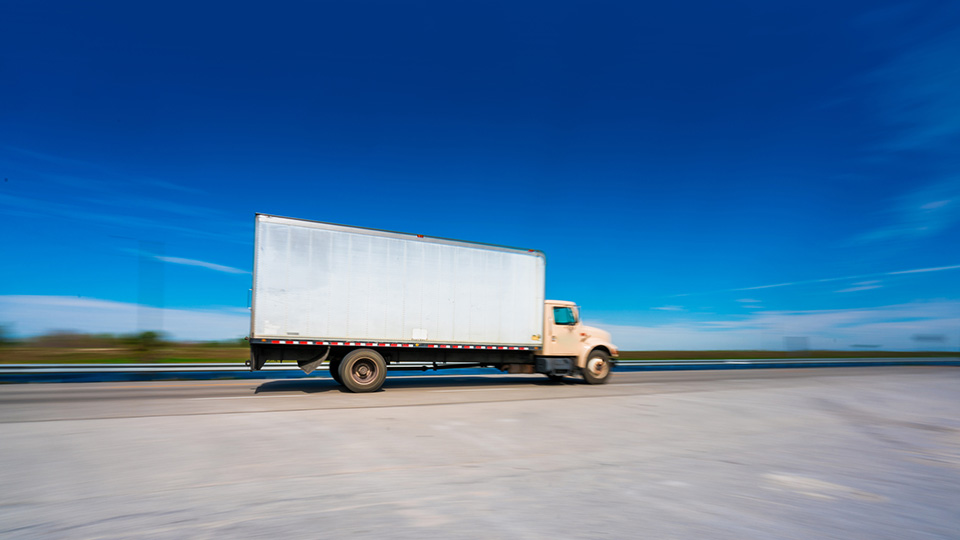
540, 300, 619, 383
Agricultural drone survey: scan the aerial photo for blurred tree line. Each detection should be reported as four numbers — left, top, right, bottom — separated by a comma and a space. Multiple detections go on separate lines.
0, 329, 246, 349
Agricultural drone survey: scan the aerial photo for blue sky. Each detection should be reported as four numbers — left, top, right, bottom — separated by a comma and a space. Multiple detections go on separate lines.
2, 0, 959, 349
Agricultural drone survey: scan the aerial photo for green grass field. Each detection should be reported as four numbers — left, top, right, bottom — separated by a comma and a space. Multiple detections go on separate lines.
0, 344, 251, 364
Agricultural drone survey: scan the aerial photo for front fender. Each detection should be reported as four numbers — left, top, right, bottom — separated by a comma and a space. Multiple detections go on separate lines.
576, 340, 619, 368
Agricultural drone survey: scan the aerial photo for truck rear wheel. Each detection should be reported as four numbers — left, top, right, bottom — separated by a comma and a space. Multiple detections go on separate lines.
339, 349, 387, 393
328, 358, 343, 385
582, 350, 611, 384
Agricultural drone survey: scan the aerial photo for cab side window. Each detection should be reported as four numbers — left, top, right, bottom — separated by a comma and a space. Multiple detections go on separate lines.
553, 307, 577, 325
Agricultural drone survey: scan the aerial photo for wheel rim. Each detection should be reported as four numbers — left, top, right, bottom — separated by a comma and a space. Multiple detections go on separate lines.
351, 358, 378, 384
586, 357, 608, 378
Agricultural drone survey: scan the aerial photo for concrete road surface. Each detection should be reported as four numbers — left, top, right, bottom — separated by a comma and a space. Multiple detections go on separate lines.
1, 368, 959, 539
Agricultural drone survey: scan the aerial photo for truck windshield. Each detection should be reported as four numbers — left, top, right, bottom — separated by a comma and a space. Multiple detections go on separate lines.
553, 307, 577, 325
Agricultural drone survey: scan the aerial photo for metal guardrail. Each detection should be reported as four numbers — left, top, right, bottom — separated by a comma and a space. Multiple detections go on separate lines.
0, 363, 299, 372
614, 357, 960, 371
0, 358, 957, 383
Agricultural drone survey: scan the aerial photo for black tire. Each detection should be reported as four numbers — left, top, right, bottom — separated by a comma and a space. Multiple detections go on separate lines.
338, 349, 387, 393
581, 350, 611, 384
547, 374, 565, 383
328, 358, 343, 385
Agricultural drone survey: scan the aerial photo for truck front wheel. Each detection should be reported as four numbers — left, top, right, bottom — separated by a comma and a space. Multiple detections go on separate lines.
582, 350, 611, 384
339, 349, 387, 393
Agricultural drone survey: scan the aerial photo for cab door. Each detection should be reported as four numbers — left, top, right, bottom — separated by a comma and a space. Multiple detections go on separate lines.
543, 304, 581, 356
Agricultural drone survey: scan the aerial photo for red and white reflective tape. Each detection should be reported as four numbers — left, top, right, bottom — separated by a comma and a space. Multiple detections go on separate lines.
253, 338, 534, 351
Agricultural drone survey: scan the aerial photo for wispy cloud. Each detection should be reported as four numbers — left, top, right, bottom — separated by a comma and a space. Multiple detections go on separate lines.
736, 298, 761, 303
1, 144, 202, 195
596, 301, 960, 350
0, 191, 249, 245
854, 179, 960, 244
851, 11, 960, 246
709, 264, 960, 294
1, 144, 229, 241
888, 264, 960, 275
140, 178, 203, 194
922, 200, 951, 210
836, 280, 883, 293
78, 194, 226, 219
870, 26, 960, 152
157, 256, 249, 275
668, 263, 959, 298
652, 305, 684, 311
1, 145, 99, 169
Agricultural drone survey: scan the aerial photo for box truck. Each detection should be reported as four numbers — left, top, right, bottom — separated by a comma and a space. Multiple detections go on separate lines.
247, 214, 618, 392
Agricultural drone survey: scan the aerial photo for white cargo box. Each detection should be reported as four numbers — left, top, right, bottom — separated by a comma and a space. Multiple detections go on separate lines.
251, 215, 545, 347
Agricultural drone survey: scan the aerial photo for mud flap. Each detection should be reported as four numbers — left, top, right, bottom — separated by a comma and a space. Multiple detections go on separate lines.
296, 346, 331, 374
248, 345, 331, 373
248, 347, 267, 371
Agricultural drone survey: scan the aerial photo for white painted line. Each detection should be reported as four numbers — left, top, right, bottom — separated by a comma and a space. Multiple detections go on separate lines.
190, 395, 302, 400
429, 387, 522, 393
